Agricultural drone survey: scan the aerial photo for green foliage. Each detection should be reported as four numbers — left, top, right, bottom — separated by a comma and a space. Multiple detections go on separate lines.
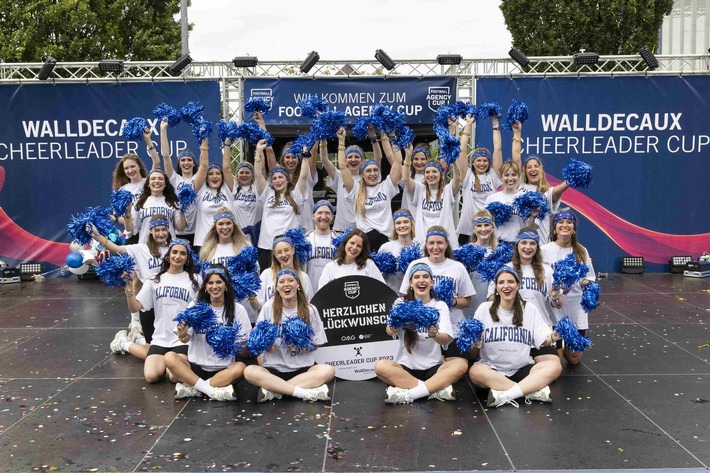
500, 0, 674, 56
0, 0, 185, 62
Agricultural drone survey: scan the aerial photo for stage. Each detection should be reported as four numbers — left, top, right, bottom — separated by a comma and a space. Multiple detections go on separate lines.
0, 273, 708, 473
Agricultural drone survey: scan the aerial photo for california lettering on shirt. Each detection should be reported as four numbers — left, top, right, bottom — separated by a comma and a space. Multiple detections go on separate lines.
154, 285, 192, 302
469, 181, 495, 194
309, 245, 335, 261
139, 206, 176, 221
420, 197, 444, 212
484, 325, 533, 345
202, 190, 229, 205
520, 276, 548, 296
147, 257, 162, 270
365, 192, 388, 207
265, 195, 293, 207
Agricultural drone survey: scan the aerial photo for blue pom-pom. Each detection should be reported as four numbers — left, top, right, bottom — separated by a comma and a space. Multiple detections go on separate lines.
581, 281, 601, 313
371, 251, 398, 276
477, 242, 514, 282
177, 185, 197, 212
173, 302, 218, 334
110, 189, 133, 218
284, 227, 312, 267
554, 316, 591, 352
453, 244, 487, 272
122, 117, 148, 142
286, 133, 316, 157
95, 254, 135, 288
280, 317, 315, 354
67, 207, 114, 246
398, 244, 422, 274
433, 278, 456, 308
502, 100, 529, 130
206, 321, 244, 359
552, 253, 589, 291
244, 97, 271, 115
152, 103, 181, 127
180, 101, 205, 126
217, 119, 240, 143
562, 158, 593, 189
451, 100, 478, 119
226, 246, 259, 274
485, 201, 514, 227
496, 241, 514, 262
388, 299, 440, 331
475, 102, 502, 120
191, 250, 207, 275
312, 110, 347, 140
298, 96, 329, 119
331, 228, 352, 250
352, 116, 372, 140
434, 103, 457, 130
438, 131, 460, 165
456, 318, 485, 353
514, 191, 550, 221
192, 118, 212, 144
371, 104, 405, 133
237, 121, 274, 146
393, 124, 415, 149
231, 270, 261, 301
246, 320, 280, 356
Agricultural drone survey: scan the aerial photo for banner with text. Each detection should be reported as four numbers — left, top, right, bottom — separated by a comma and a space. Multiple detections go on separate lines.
0, 81, 221, 271
244, 77, 457, 125
476, 76, 710, 272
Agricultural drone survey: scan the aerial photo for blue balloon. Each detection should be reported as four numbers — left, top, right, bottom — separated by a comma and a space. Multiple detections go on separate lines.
65, 252, 84, 268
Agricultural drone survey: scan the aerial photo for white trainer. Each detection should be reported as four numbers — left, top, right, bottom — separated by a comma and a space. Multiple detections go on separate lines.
209, 385, 237, 402
110, 330, 129, 354
256, 387, 283, 403
128, 319, 143, 333
303, 384, 330, 402
525, 385, 552, 404
428, 384, 456, 401
487, 389, 519, 408
174, 382, 200, 399
385, 386, 413, 404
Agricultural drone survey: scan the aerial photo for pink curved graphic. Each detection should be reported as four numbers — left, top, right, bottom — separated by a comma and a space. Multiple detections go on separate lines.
548, 175, 709, 264
0, 207, 70, 267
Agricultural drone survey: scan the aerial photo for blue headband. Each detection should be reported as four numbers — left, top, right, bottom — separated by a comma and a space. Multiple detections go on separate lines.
409, 262, 433, 278
236, 162, 254, 173
523, 155, 542, 165
554, 211, 577, 227
345, 146, 363, 158
495, 265, 520, 283
149, 168, 166, 176
272, 236, 294, 249
203, 266, 226, 278
473, 216, 495, 227
426, 229, 448, 240
213, 212, 235, 223
276, 269, 300, 285
472, 149, 491, 161
149, 219, 170, 229
168, 238, 192, 255
393, 210, 413, 221
312, 200, 334, 215
359, 159, 379, 174
178, 150, 196, 160
207, 163, 223, 172
424, 161, 444, 174
270, 167, 290, 179
412, 147, 431, 158
516, 231, 540, 244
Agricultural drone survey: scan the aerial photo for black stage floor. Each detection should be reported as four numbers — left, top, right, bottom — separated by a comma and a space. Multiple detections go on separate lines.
1, 274, 709, 473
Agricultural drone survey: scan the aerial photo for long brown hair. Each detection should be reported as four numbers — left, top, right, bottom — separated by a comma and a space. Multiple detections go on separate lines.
410, 143, 431, 178
334, 228, 371, 269
489, 269, 524, 326
423, 225, 454, 260
271, 276, 312, 326
512, 227, 544, 289
470, 147, 491, 192
147, 214, 172, 258
270, 235, 305, 281
270, 167, 301, 215
153, 243, 200, 291
279, 142, 303, 184
135, 171, 180, 210
423, 164, 445, 204
523, 156, 551, 192
401, 273, 436, 353
551, 212, 589, 264
112, 154, 147, 190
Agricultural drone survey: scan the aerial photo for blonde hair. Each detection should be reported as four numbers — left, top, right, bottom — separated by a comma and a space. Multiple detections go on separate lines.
523, 157, 550, 193
199, 207, 250, 262
470, 147, 491, 192
499, 160, 520, 177
469, 209, 499, 250
390, 208, 416, 240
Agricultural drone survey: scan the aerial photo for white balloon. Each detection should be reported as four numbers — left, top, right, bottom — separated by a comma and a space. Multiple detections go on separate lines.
80, 248, 98, 266
68, 264, 90, 275
69, 241, 84, 253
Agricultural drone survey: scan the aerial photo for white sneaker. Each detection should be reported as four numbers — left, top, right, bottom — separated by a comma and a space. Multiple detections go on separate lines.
525, 385, 552, 404
256, 387, 283, 403
127, 325, 143, 343
209, 385, 237, 402
174, 382, 200, 399
487, 389, 519, 408
128, 319, 143, 332
385, 386, 413, 404
303, 384, 330, 402
428, 384, 456, 401
110, 330, 129, 354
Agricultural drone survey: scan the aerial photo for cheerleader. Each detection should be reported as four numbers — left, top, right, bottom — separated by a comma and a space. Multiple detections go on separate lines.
118, 240, 202, 384
540, 212, 596, 366
469, 266, 562, 408
304, 200, 338, 288
112, 153, 148, 244
126, 169, 186, 244
318, 229, 385, 290
375, 263, 468, 404
339, 127, 405, 251
456, 114, 503, 246
167, 264, 251, 401
378, 209, 417, 292
243, 269, 334, 402
467, 210, 499, 310
483, 161, 526, 243
232, 161, 262, 232
399, 144, 429, 212
253, 139, 312, 270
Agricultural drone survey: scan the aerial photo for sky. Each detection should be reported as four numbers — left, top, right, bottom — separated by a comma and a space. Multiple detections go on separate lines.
187, 0, 513, 62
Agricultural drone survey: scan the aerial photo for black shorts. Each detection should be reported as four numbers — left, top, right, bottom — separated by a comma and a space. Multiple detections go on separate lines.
402, 364, 439, 381
125, 234, 139, 245
506, 364, 534, 383
531, 345, 558, 357
147, 344, 189, 357
442, 339, 478, 362
266, 366, 310, 380
139, 309, 155, 343
189, 361, 220, 380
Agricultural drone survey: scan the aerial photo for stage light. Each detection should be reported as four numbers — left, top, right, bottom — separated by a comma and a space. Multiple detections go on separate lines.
98, 59, 124, 73
639, 46, 659, 70
233, 56, 258, 67
300, 51, 320, 73
19, 262, 44, 281
621, 256, 645, 274
669, 256, 691, 274
38, 56, 56, 80
375, 49, 396, 71
169, 54, 192, 73
437, 54, 462, 65
573, 51, 599, 65
508, 48, 530, 67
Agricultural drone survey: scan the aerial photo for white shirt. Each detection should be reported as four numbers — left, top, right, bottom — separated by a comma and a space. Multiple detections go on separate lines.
257, 268, 314, 308
304, 231, 337, 290
399, 172, 425, 212
120, 180, 145, 238
185, 303, 252, 371
169, 174, 197, 234
407, 181, 460, 250
457, 168, 501, 236
486, 264, 556, 327
378, 240, 409, 292
318, 259, 385, 290
346, 178, 399, 237
257, 186, 306, 250
484, 189, 526, 243
124, 243, 168, 282
257, 301, 327, 372
326, 170, 360, 232
519, 184, 559, 246
130, 196, 181, 244
474, 301, 552, 376
392, 298, 452, 370
194, 185, 234, 247
233, 183, 263, 229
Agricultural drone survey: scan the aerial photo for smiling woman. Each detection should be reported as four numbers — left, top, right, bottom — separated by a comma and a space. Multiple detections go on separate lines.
317, 229, 385, 290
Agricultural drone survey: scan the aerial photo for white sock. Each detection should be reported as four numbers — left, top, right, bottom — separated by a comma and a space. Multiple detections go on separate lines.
131, 312, 140, 322
194, 378, 215, 397
120, 341, 132, 352
408, 380, 431, 400
134, 337, 146, 346
292, 386, 307, 399
504, 383, 524, 401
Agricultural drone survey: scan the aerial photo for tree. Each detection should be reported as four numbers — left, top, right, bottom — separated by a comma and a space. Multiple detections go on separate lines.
0, 0, 186, 62
500, 0, 674, 56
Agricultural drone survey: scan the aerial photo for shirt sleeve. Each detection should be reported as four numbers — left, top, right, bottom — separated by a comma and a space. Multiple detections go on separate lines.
136, 279, 154, 311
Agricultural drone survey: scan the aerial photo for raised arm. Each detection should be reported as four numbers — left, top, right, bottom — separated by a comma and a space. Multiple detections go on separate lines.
253, 139, 268, 194
492, 116, 503, 177
255, 111, 278, 172
457, 114, 474, 177
90, 225, 127, 255
368, 124, 383, 166
159, 118, 175, 178
193, 137, 209, 191
306, 140, 318, 179
337, 127, 354, 192
320, 140, 337, 180
297, 145, 315, 195
401, 148, 416, 195
143, 127, 161, 170
124, 281, 143, 313
222, 139, 235, 190
449, 156, 462, 196
388, 143, 406, 186
379, 132, 395, 166
551, 180, 570, 205
511, 120, 522, 171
